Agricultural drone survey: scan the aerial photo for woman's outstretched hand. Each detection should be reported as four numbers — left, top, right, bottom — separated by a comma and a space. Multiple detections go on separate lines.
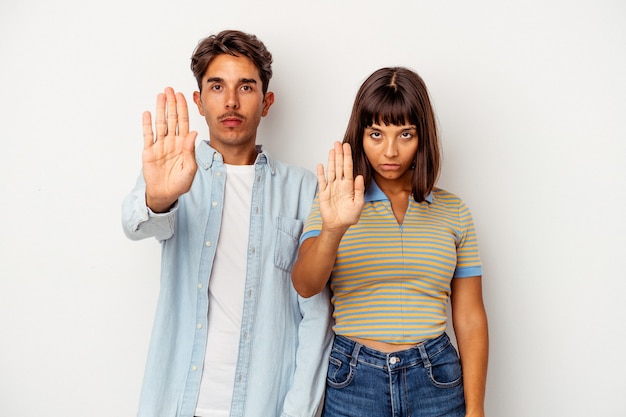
292, 141, 364, 298
317, 141, 365, 233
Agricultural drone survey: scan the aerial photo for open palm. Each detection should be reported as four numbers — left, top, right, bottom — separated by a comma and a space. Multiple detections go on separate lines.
317, 142, 365, 232
142, 87, 198, 212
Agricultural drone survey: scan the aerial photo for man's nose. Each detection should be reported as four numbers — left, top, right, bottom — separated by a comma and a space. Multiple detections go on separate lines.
225, 91, 239, 109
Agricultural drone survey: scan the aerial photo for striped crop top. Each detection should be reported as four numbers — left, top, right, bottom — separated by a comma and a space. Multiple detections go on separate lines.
301, 181, 482, 344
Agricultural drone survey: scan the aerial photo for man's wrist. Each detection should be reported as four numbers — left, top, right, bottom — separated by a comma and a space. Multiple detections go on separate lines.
145, 194, 177, 213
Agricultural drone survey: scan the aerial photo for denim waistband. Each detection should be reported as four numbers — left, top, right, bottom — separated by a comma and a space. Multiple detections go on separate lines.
331, 332, 452, 371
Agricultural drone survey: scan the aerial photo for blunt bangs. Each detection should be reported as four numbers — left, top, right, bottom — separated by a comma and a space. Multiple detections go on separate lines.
359, 86, 419, 129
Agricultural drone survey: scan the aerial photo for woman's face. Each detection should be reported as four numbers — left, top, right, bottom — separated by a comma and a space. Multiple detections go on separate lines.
362, 123, 418, 184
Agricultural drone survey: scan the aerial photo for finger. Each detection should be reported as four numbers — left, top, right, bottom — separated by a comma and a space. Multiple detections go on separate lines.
326, 147, 336, 183
342, 143, 354, 181
316, 163, 327, 191
176, 92, 190, 137
183, 131, 198, 153
142, 111, 155, 149
155, 92, 167, 140
183, 131, 199, 168
164, 87, 178, 137
334, 141, 344, 180
354, 174, 366, 206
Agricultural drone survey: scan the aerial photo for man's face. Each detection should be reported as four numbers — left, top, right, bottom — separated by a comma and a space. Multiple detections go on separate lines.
193, 54, 274, 156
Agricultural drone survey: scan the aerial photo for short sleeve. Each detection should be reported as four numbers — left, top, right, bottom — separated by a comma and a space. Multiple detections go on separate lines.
300, 194, 322, 244
453, 200, 482, 278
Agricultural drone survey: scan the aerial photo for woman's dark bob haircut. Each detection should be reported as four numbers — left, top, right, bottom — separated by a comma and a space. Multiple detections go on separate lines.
343, 67, 440, 203
190, 29, 273, 95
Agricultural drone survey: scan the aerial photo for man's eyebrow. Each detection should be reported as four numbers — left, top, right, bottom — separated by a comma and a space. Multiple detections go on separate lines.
205, 77, 257, 84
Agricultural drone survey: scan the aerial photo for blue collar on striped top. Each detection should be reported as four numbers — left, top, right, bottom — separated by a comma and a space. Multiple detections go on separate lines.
364, 180, 433, 204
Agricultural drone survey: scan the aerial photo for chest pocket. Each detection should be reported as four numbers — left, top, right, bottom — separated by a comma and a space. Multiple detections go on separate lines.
274, 216, 304, 271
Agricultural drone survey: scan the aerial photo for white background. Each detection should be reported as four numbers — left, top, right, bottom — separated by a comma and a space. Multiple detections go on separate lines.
1, 0, 625, 416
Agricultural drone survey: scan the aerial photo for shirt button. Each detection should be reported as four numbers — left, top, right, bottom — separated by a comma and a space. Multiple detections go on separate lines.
216, 172, 222, 176
205, 241, 212, 247
212, 201, 218, 207
191, 365, 198, 371
197, 323, 203, 329
198, 283, 203, 289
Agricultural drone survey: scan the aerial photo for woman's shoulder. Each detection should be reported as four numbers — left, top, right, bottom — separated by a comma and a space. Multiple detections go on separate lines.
430, 187, 473, 210
431, 187, 462, 201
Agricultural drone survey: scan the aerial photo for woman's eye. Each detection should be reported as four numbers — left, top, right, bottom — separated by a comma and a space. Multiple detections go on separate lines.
401, 132, 413, 139
370, 132, 381, 139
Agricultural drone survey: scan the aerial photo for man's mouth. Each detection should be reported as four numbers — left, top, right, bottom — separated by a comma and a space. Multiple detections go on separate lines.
219, 113, 244, 127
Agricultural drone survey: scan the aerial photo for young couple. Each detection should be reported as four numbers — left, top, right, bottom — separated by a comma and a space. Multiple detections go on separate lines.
122, 29, 488, 417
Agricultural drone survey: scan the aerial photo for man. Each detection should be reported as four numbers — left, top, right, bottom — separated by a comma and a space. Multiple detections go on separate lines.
122, 30, 332, 417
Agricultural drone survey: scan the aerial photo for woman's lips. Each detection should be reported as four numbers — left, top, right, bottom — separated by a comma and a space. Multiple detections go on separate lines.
380, 163, 401, 170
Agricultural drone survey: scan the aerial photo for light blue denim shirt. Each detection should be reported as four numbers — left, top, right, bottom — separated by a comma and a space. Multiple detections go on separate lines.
122, 141, 333, 417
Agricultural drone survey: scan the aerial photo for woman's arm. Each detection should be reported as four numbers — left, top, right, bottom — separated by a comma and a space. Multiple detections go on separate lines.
291, 142, 364, 298
450, 276, 489, 417
292, 230, 345, 298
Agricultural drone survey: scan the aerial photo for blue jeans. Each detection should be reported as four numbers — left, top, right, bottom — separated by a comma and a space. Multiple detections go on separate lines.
322, 332, 465, 417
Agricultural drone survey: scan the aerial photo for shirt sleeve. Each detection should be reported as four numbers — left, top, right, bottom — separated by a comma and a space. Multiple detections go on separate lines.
300, 194, 322, 244
281, 286, 334, 417
121, 171, 177, 242
453, 199, 482, 278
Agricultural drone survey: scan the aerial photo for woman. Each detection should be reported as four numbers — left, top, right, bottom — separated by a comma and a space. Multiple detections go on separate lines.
292, 67, 488, 417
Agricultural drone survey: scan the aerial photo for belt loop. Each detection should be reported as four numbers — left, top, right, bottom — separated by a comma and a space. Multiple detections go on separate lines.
350, 340, 362, 367
417, 343, 432, 369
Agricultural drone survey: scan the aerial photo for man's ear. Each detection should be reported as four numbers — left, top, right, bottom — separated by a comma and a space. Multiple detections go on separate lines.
261, 91, 275, 117
193, 91, 204, 116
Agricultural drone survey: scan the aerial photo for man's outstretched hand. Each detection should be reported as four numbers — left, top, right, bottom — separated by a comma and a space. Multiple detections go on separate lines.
142, 87, 198, 213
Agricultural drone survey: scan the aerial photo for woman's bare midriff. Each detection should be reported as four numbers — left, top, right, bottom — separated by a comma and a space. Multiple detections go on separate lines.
349, 336, 418, 353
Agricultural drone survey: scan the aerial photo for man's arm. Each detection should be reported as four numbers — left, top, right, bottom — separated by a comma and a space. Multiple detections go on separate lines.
121, 171, 178, 242
121, 87, 198, 241
281, 287, 334, 417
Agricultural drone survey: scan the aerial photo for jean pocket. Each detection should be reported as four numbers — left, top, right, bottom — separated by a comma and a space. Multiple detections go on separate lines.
326, 352, 355, 388
273, 216, 304, 271
426, 344, 464, 389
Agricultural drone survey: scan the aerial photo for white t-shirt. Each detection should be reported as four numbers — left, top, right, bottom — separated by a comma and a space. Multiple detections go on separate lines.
195, 164, 255, 417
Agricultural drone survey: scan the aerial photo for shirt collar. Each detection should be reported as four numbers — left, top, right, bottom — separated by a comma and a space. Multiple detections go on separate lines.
364, 180, 433, 204
196, 141, 275, 174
